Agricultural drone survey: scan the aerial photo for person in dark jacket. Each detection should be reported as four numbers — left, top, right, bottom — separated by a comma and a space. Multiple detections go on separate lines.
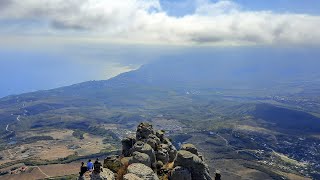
93, 158, 103, 173
79, 162, 87, 177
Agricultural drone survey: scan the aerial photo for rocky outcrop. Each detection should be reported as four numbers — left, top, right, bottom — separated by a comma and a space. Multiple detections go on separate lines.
101, 122, 213, 180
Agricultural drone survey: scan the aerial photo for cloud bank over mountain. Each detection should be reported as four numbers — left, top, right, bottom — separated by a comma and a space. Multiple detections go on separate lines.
0, 0, 320, 45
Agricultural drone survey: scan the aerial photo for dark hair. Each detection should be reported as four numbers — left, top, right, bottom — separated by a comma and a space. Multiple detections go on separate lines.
89, 159, 91, 162
81, 162, 84, 165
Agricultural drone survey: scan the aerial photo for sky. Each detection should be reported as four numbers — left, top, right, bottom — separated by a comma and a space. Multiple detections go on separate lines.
0, 0, 320, 97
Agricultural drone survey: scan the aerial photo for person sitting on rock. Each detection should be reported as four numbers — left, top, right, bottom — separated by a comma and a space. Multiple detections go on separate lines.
87, 159, 94, 172
93, 158, 103, 173
79, 162, 87, 177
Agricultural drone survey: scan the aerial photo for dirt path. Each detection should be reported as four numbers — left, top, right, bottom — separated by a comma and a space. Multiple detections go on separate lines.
216, 133, 229, 146
7, 150, 13, 158
33, 166, 50, 178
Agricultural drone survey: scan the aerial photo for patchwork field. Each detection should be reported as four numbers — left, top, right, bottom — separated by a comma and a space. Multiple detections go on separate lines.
0, 128, 115, 165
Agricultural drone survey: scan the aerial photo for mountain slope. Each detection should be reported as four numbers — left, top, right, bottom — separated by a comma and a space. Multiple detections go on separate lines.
0, 54, 320, 135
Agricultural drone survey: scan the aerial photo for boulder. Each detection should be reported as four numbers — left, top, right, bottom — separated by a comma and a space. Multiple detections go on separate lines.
136, 122, 154, 140
90, 173, 102, 180
158, 143, 169, 151
163, 137, 173, 146
156, 148, 169, 164
174, 150, 212, 180
156, 130, 165, 141
155, 161, 164, 170
146, 138, 158, 150
168, 145, 177, 162
169, 166, 192, 180
101, 168, 115, 180
180, 144, 198, 156
90, 168, 114, 180
129, 151, 151, 167
123, 173, 144, 180
103, 155, 122, 173
132, 141, 156, 164
147, 134, 161, 150
127, 163, 159, 180
122, 135, 136, 157
149, 134, 161, 144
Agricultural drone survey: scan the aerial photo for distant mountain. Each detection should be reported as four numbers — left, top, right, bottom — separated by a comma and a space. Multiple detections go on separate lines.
108, 48, 320, 90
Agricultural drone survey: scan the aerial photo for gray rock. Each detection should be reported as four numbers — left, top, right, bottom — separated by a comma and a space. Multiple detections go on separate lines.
100, 168, 115, 180
155, 160, 164, 170
146, 138, 158, 150
103, 155, 122, 173
174, 150, 212, 180
180, 144, 198, 156
156, 130, 165, 141
122, 135, 136, 157
90, 168, 114, 180
156, 148, 169, 164
147, 134, 161, 150
168, 145, 177, 162
163, 137, 172, 146
149, 134, 161, 144
127, 163, 159, 180
129, 151, 151, 167
132, 141, 156, 164
169, 166, 192, 180
90, 173, 102, 180
123, 173, 144, 180
136, 122, 155, 140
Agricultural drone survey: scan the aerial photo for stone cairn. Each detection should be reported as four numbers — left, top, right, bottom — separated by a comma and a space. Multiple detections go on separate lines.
93, 122, 212, 180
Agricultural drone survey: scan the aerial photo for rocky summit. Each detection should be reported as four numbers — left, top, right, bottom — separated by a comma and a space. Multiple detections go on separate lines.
81, 122, 213, 180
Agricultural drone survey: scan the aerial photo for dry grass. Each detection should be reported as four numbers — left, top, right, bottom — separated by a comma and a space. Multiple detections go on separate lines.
37, 144, 74, 161
272, 152, 307, 167
117, 157, 129, 180
236, 125, 274, 134
38, 163, 79, 177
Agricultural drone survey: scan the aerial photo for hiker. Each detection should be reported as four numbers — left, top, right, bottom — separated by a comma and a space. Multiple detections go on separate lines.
87, 159, 94, 172
79, 162, 87, 177
93, 158, 103, 173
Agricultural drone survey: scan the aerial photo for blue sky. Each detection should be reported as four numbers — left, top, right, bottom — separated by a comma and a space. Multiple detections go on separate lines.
0, 0, 320, 97
161, 0, 320, 16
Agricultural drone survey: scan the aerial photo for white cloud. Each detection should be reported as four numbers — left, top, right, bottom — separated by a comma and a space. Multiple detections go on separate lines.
0, 0, 320, 45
